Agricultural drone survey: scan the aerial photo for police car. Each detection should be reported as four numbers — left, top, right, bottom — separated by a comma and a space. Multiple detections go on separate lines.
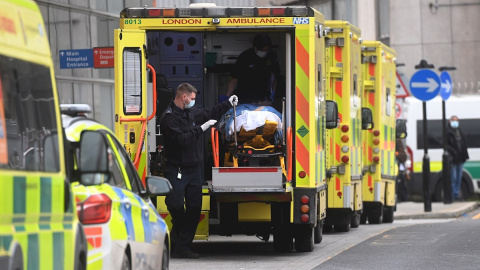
61, 104, 171, 270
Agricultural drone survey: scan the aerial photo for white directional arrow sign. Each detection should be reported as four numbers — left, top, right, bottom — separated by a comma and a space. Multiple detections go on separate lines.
409, 69, 441, 101
411, 78, 439, 93
440, 71, 453, 100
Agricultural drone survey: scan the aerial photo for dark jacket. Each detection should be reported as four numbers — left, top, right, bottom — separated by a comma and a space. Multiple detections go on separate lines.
160, 100, 232, 168
446, 125, 469, 165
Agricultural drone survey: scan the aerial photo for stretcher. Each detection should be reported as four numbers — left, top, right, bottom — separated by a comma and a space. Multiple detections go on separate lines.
211, 103, 290, 178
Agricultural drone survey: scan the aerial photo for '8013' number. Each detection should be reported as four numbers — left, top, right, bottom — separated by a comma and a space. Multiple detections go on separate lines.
125, 19, 142, 25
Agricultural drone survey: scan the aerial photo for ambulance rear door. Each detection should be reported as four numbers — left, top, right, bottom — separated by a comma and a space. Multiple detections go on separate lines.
114, 28, 150, 185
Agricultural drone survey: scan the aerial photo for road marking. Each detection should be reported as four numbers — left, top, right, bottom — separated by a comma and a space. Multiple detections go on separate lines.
472, 213, 480, 220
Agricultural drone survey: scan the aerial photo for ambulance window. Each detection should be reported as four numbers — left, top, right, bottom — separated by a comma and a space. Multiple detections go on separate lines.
386, 88, 391, 116
112, 136, 143, 193
123, 48, 142, 115
0, 55, 59, 172
353, 74, 358, 107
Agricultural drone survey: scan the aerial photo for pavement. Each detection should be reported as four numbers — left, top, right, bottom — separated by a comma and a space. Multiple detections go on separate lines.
394, 200, 480, 219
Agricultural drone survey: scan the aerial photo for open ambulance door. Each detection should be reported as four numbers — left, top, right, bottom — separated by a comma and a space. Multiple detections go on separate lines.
114, 29, 156, 186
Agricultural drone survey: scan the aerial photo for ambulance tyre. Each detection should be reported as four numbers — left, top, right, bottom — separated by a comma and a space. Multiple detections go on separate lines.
121, 252, 131, 270
294, 225, 314, 252
322, 223, 333, 233
368, 212, 383, 224
351, 212, 361, 228
314, 220, 323, 244
360, 214, 367, 224
7, 242, 23, 270
383, 206, 394, 223
334, 222, 350, 232
273, 225, 293, 252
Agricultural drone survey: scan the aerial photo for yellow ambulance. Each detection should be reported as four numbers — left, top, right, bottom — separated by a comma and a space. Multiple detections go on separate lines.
114, 4, 338, 252
361, 41, 398, 223
0, 0, 86, 269
324, 21, 371, 232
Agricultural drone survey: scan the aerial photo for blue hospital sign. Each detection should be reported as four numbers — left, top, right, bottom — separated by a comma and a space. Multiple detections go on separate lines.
60, 49, 93, 69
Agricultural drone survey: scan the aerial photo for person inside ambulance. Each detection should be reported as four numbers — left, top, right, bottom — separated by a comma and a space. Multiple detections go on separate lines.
227, 33, 281, 106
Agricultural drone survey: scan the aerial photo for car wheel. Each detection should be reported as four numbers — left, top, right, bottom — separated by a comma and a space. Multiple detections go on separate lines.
161, 241, 170, 270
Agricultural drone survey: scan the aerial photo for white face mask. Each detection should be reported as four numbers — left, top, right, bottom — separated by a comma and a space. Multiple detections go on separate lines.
256, 50, 267, 58
184, 97, 195, 109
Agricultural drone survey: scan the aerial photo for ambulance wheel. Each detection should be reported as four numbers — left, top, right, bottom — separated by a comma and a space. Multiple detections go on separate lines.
334, 222, 350, 232
383, 206, 394, 223
360, 214, 367, 224
8, 242, 23, 270
322, 224, 333, 233
273, 225, 293, 252
121, 252, 131, 270
351, 213, 361, 228
368, 212, 383, 224
294, 225, 314, 252
161, 241, 169, 270
314, 220, 323, 244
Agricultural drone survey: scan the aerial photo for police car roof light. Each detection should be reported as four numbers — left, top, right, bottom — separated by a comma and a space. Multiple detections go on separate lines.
60, 104, 92, 116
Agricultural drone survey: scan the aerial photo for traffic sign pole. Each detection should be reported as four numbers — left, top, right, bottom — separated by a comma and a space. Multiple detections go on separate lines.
439, 70, 454, 204
410, 66, 441, 213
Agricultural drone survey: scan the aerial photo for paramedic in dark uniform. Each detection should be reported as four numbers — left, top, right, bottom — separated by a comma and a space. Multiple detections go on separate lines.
160, 83, 237, 258
227, 33, 281, 106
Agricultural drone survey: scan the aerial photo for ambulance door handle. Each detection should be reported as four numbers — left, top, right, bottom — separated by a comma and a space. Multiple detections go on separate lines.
121, 198, 131, 209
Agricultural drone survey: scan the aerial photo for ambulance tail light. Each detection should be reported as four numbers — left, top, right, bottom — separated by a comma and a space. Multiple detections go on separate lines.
300, 195, 310, 223
77, 194, 112, 225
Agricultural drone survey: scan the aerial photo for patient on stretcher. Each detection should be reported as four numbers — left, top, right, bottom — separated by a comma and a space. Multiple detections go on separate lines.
217, 104, 285, 168
218, 104, 283, 146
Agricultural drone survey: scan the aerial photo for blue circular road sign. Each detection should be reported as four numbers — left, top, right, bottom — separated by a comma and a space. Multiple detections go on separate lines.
439, 71, 453, 100
409, 69, 441, 101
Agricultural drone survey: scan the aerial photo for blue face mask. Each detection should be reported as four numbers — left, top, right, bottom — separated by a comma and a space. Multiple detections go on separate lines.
451, 121, 459, 128
185, 97, 195, 109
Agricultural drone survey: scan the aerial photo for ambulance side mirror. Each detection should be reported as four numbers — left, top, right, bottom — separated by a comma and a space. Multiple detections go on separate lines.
396, 119, 407, 139
326, 100, 339, 129
361, 108, 374, 130
145, 176, 172, 196
78, 130, 110, 186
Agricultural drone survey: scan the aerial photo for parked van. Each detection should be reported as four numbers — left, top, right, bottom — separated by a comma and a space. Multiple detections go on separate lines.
402, 95, 480, 201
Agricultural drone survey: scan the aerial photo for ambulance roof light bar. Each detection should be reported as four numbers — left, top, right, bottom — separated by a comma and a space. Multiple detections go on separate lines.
121, 6, 311, 19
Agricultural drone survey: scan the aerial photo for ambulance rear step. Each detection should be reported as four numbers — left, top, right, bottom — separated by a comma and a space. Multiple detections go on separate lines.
211, 167, 284, 192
